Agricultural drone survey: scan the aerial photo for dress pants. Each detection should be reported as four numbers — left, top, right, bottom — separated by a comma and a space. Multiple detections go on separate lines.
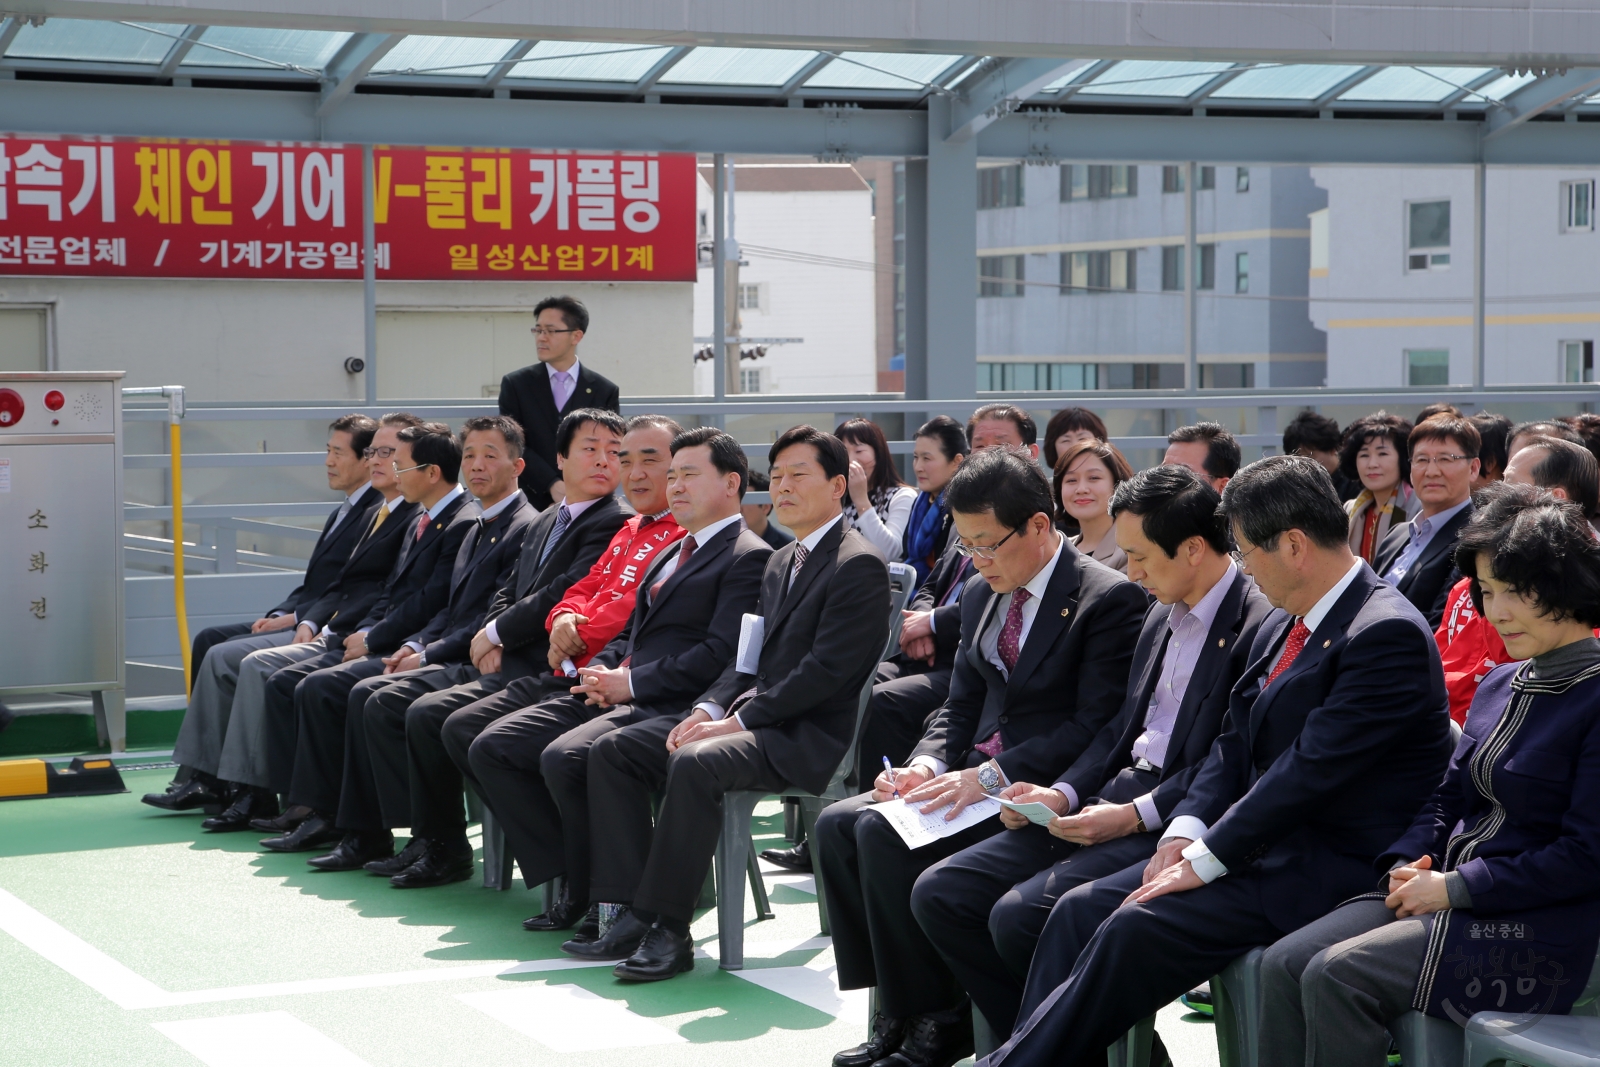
465, 693, 606, 889
284, 655, 389, 815
854, 663, 951, 789
261, 647, 345, 793
983, 861, 1286, 1067
813, 793, 1004, 1018
541, 706, 669, 905
190, 622, 251, 689
212, 640, 325, 788
172, 629, 294, 777
337, 663, 476, 833
1259, 899, 1429, 1067
588, 721, 787, 922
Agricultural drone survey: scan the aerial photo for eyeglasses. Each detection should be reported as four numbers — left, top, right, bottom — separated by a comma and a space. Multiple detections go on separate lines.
1411, 454, 1471, 471
530, 326, 577, 337
1231, 542, 1266, 567
392, 461, 434, 475
363, 446, 396, 460
953, 527, 1020, 560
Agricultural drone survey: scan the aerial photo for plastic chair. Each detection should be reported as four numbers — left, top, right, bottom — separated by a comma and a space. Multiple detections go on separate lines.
1462, 939, 1600, 1067
1212, 947, 1266, 1067
1107, 1014, 1158, 1067
713, 561, 916, 969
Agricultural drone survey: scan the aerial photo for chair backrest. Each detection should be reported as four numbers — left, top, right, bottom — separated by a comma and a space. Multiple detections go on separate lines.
818, 561, 916, 799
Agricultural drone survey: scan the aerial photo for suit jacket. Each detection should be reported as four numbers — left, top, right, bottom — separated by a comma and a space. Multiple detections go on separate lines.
910, 539, 1149, 788
269, 485, 382, 619
1056, 567, 1275, 822
484, 493, 629, 677
701, 520, 891, 796
299, 497, 422, 636
498, 362, 622, 511
590, 519, 772, 714
1171, 564, 1454, 932
1373, 502, 1474, 628
907, 541, 975, 668
358, 492, 480, 655
410, 493, 539, 666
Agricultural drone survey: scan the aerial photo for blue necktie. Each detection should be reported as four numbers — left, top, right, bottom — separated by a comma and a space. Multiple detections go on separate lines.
538, 504, 571, 567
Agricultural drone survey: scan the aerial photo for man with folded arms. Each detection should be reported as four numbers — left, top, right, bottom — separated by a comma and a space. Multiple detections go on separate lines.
566, 425, 889, 981
472, 427, 770, 933
910, 464, 1273, 1041
815, 447, 1147, 1067
983, 456, 1452, 1067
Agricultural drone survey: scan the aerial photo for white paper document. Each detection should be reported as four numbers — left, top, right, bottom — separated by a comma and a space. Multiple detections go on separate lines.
997, 798, 1058, 826
736, 613, 765, 674
871, 796, 1001, 849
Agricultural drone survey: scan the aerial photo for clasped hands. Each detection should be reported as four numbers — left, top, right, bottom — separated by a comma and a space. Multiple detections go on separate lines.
1386, 855, 1450, 917
899, 609, 936, 665
469, 628, 502, 675
571, 663, 631, 707
548, 612, 588, 669
664, 707, 746, 752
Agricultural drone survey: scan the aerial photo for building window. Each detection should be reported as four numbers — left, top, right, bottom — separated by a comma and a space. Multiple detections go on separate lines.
1234, 251, 1249, 294
1407, 200, 1451, 271
1102, 363, 1185, 389
1162, 166, 1215, 192
1200, 363, 1256, 388
1061, 165, 1138, 201
1563, 180, 1595, 233
1563, 340, 1595, 383
977, 362, 1100, 392
740, 367, 765, 393
737, 283, 764, 311
978, 165, 1025, 209
978, 255, 1026, 297
1061, 249, 1136, 293
1406, 349, 1450, 387
1161, 244, 1215, 290
1236, 167, 1250, 193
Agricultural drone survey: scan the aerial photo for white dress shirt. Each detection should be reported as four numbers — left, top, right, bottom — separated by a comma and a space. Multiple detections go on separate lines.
477, 488, 523, 521
271, 482, 372, 620
1169, 556, 1367, 883
485, 494, 601, 648
1382, 497, 1470, 586
310, 489, 402, 636
548, 358, 582, 410
648, 512, 742, 598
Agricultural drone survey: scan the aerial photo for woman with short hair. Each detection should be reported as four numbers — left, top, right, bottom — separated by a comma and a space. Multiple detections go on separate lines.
836, 418, 918, 562
1042, 407, 1109, 471
902, 415, 967, 586
1341, 412, 1420, 563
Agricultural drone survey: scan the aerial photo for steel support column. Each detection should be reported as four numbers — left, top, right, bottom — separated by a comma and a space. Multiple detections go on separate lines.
902, 158, 928, 402
1185, 161, 1197, 395
1473, 162, 1487, 391
362, 143, 377, 404
925, 97, 976, 401
711, 152, 727, 423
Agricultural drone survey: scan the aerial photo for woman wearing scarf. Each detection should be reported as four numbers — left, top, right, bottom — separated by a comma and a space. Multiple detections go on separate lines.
902, 415, 968, 586
1342, 412, 1421, 563
837, 418, 918, 562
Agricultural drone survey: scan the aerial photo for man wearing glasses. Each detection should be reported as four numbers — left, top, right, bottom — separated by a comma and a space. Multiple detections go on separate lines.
814, 446, 1147, 1067
1374, 415, 1481, 627
498, 295, 621, 511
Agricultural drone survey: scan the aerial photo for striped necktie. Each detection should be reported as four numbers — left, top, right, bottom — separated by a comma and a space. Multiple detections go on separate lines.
538, 504, 572, 567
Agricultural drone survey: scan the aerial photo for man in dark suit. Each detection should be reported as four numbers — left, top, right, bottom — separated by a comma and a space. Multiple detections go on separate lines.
910, 465, 1274, 1039
1374, 414, 1480, 628
234, 423, 479, 846
360, 409, 628, 889
562, 425, 890, 982
498, 295, 621, 511
467, 427, 770, 933
740, 470, 794, 551
814, 446, 1147, 1067
152, 413, 380, 812
983, 456, 1453, 1067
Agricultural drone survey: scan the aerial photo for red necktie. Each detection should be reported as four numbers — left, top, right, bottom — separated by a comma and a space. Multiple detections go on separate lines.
414, 512, 430, 542
650, 536, 695, 602
1266, 619, 1311, 685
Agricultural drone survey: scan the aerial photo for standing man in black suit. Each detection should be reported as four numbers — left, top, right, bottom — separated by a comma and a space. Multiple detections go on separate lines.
1374, 414, 1479, 627
984, 457, 1452, 1067
469, 427, 771, 932
910, 465, 1274, 1039
498, 295, 621, 511
150, 413, 379, 812
814, 447, 1147, 1067
364, 409, 628, 889
563, 425, 890, 982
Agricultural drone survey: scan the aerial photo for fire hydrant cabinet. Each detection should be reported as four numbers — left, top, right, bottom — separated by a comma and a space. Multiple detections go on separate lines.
0, 371, 127, 749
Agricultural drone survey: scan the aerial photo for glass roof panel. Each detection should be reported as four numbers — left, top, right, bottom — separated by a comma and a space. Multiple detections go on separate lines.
803, 52, 966, 90
1463, 71, 1537, 102
1040, 63, 1102, 93
182, 27, 351, 70
1077, 60, 1236, 98
7, 19, 189, 64
372, 35, 520, 77
1338, 66, 1495, 102
658, 47, 816, 86
1210, 64, 1368, 100
507, 40, 671, 82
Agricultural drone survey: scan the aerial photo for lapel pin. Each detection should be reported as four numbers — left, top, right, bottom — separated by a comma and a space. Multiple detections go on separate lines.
1323, 639, 1331, 648
1218, 638, 1226, 647
1060, 607, 1070, 617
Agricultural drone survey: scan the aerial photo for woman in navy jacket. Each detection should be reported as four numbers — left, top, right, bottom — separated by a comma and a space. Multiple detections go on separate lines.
1257, 482, 1600, 1067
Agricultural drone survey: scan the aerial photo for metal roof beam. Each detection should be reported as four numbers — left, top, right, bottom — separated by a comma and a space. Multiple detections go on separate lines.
1485, 67, 1600, 139
1436, 68, 1508, 112
776, 52, 835, 98
0, 17, 23, 57
1186, 65, 1248, 107
947, 56, 1089, 142
1311, 65, 1382, 109
630, 44, 690, 98
482, 39, 535, 89
157, 24, 208, 78
315, 31, 403, 118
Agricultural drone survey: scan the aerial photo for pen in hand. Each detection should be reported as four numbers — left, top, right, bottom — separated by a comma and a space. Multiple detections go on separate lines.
882, 756, 899, 798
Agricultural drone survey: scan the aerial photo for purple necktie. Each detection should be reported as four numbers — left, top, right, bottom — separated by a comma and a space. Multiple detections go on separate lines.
552, 370, 574, 411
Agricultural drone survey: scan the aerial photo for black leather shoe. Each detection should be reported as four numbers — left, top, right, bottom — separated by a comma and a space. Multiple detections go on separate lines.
389, 842, 474, 888
365, 836, 428, 876
522, 890, 590, 932
562, 908, 649, 959
872, 1005, 973, 1067
308, 832, 394, 871
259, 813, 341, 853
834, 1012, 906, 1067
613, 923, 695, 982
250, 803, 313, 834
530, 901, 597, 937
759, 840, 812, 872
141, 775, 225, 812
201, 788, 279, 832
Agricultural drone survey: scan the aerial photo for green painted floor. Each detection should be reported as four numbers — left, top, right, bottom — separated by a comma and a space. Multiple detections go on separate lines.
0, 763, 1221, 1067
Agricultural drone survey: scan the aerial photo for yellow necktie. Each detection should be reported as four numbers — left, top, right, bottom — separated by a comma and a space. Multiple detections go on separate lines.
370, 503, 390, 532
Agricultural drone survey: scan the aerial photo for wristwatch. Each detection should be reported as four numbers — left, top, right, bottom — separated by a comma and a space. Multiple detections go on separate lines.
977, 761, 1002, 795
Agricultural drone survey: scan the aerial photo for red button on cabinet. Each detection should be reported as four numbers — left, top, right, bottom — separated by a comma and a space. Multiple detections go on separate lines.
0, 388, 22, 426
44, 390, 64, 411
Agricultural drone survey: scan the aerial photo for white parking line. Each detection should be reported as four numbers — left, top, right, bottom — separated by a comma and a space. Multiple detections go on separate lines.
154, 1011, 373, 1066
458, 984, 687, 1053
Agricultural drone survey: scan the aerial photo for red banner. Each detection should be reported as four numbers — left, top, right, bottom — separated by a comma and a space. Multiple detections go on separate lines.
0, 135, 695, 282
